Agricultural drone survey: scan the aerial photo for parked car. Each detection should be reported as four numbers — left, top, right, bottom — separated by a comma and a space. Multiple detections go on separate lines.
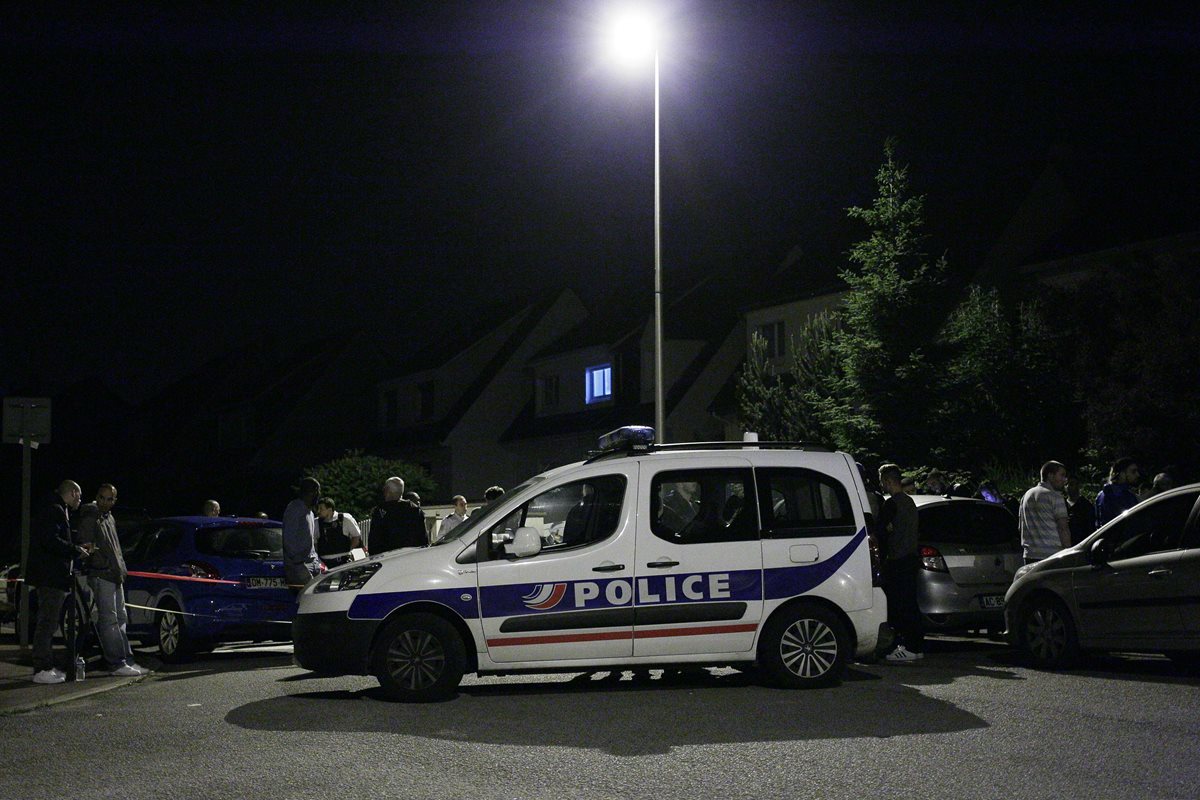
124, 516, 296, 661
1006, 483, 1200, 669
911, 495, 1022, 633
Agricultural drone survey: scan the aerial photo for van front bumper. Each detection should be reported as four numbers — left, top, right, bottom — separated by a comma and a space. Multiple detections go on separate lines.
292, 611, 377, 675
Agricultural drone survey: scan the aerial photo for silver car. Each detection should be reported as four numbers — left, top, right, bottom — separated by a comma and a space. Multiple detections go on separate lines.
910, 495, 1022, 633
1005, 483, 1200, 669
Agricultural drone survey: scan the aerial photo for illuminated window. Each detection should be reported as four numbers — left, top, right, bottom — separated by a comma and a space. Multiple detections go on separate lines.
585, 364, 613, 404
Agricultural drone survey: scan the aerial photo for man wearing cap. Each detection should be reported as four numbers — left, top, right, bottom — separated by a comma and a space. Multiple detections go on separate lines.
283, 477, 323, 594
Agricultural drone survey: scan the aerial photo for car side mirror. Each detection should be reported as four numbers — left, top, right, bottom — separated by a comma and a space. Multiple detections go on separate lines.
1089, 538, 1111, 567
504, 526, 543, 558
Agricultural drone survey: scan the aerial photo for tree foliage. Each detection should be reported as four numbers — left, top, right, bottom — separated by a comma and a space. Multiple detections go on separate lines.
303, 450, 437, 521
819, 139, 948, 462
1061, 253, 1200, 475
737, 311, 842, 444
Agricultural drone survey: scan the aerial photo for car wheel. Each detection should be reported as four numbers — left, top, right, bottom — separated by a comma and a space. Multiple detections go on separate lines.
156, 601, 195, 663
372, 613, 465, 702
759, 602, 849, 689
1017, 595, 1078, 669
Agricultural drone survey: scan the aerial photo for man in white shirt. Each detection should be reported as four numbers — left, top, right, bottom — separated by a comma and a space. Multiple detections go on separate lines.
440, 495, 470, 536
1019, 461, 1071, 564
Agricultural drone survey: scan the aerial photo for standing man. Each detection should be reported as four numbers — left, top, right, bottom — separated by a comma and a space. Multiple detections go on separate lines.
78, 484, 149, 676
283, 477, 323, 594
440, 495, 470, 536
1094, 457, 1141, 529
1019, 461, 1071, 564
27, 480, 89, 684
315, 497, 362, 567
877, 464, 923, 664
201, 499, 221, 517
368, 477, 427, 554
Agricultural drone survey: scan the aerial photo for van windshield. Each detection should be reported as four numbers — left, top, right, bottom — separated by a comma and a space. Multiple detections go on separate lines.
431, 477, 545, 545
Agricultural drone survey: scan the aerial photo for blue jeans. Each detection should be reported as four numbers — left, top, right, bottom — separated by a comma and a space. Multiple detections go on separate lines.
32, 586, 69, 672
89, 576, 134, 668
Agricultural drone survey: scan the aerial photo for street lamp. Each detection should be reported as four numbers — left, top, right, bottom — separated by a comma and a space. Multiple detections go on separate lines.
605, 8, 665, 442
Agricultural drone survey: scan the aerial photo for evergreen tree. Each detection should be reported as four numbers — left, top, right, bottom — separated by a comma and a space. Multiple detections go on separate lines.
819, 140, 948, 462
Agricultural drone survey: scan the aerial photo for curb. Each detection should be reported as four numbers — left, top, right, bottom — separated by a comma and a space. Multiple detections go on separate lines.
0, 672, 147, 716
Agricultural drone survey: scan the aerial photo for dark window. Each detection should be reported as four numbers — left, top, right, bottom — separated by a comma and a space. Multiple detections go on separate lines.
485, 475, 626, 559
194, 526, 284, 559
1104, 490, 1199, 561
651, 468, 757, 544
540, 374, 561, 410
756, 467, 855, 538
757, 321, 786, 359
383, 389, 398, 428
918, 503, 1017, 546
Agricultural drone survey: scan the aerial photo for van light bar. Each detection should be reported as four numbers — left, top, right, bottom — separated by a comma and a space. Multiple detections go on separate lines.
597, 425, 656, 452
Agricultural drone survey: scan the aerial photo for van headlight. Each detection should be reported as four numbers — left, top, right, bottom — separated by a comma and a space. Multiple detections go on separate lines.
314, 562, 381, 593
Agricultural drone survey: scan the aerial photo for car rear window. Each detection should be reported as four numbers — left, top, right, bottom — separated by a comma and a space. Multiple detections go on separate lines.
195, 526, 284, 559
918, 503, 1016, 546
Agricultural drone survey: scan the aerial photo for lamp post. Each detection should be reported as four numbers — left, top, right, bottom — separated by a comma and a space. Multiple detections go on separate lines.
606, 9, 665, 441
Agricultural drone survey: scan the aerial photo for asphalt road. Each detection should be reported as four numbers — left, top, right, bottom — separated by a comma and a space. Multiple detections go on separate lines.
2, 636, 1198, 800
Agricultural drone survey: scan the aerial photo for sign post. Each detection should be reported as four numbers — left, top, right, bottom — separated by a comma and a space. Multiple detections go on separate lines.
3, 397, 52, 649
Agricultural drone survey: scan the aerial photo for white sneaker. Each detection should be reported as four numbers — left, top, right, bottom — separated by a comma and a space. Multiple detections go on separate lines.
32, 669, 66, 684
111, 664, 144, 677
884, 645, 922, 663
126, 663, 152, 676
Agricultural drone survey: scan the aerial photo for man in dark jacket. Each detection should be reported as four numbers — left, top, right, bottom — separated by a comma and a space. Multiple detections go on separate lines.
78, 484, 149, 676
1095, 457, 1141, 529
368, 476, 427, 554
27, 480, 88, 684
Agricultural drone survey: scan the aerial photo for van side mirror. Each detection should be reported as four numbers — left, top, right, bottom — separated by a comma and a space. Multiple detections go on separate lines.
505, 526, 543, 558
1089, 538, 1111, 567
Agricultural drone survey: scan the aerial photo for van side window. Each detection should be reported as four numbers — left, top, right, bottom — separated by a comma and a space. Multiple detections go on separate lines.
650, 468, 757, 544
484, 475, 626, 559
755, 467, 856, 539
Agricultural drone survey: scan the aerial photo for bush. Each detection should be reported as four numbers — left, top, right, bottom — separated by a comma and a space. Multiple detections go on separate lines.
303, 451, 436, 521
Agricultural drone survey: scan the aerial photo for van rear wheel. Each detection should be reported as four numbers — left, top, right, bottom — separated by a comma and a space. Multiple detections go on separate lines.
372, 613, 465, 702
759, 603, 848, 688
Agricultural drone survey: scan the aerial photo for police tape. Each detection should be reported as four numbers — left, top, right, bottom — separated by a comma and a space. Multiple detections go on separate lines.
1, 572, 309, 590
122, 601, 294, 624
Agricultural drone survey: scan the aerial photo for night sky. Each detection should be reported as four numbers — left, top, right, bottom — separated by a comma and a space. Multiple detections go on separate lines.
3, 2, 1199, 401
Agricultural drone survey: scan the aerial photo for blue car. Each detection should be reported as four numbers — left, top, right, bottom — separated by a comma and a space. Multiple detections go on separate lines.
124, 516, 298, 661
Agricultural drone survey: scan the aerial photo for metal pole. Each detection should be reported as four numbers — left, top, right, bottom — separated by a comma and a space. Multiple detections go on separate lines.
18, 439, 31, 649
653, 46, 665, 442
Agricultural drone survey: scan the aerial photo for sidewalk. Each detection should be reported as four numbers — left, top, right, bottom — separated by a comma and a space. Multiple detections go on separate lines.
0, 622, 152, 715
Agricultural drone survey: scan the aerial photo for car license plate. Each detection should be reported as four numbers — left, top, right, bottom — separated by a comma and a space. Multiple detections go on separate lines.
981, 594, 1005, 609
245, 577, 286, 589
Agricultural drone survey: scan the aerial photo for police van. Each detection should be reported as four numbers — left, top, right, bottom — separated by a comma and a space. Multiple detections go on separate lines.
293, 427, 888, 701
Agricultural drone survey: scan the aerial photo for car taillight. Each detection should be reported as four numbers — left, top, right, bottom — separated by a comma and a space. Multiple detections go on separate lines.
185, 561, 221, 580
869, 535, 884, 587
920, 545, 948, 573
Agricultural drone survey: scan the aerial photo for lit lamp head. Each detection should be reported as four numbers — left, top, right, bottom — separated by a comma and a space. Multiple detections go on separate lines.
604, 7, 659, 71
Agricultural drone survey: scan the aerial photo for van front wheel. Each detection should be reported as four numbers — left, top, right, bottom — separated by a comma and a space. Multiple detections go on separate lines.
372, 613, 465, 702
759, 603, 848, 688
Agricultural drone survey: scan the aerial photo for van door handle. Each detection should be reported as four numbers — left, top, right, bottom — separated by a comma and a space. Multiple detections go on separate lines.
592, 563, 625, 572
646, 560, 679, 568
1148, 568, 1172, 578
